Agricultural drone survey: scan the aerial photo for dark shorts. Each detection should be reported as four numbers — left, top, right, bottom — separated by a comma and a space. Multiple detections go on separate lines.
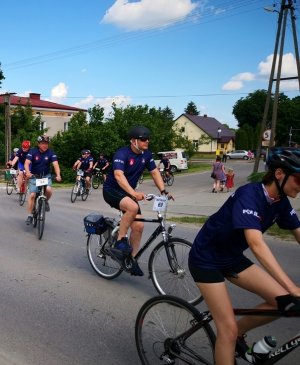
189, 256, 253, 283
103, 187, 141, 214
84, 171, 92, 178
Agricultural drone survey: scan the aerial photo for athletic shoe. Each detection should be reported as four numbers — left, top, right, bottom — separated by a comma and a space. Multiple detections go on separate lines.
110, 237, 132, 260
130, 258, 144, 276
45, 201, 50, 212
25, 216, 33, 225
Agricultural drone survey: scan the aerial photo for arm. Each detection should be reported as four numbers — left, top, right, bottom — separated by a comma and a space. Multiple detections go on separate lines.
93, 162, 98, 169
10, 156, 19, 167
103, 161, 109, 170
245, 228, 300, 296
291, 227, 300, 245
114, 169, 144, 201
73, 160, 81, 170
52, 161, 62, 182
24, 159, 32, 178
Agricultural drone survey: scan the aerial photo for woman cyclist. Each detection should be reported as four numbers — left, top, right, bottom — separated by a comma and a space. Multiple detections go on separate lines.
9, 140, 31, 192
189, 147, 300, 365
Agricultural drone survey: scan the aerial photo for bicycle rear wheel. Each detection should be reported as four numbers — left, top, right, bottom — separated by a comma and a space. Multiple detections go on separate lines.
135, 295, 215, 365
6, 179, 14, 195
167, 174, 174, 186
92, 174, 100, 189
149, 238, 203, 305
71, 181, 80, 203
37, 199, 46, 240
87, 230, 123, 279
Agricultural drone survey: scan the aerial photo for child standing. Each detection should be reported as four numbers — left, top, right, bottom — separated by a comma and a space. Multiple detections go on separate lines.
225, 168, 235, 192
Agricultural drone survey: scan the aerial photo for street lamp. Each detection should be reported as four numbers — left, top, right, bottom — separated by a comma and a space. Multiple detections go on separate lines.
217, 127, 222, 141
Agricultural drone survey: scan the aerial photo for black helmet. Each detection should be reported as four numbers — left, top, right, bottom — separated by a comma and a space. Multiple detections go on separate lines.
267, 147, 300, 173
37, 135, 50, 143
128, 126, 150, 140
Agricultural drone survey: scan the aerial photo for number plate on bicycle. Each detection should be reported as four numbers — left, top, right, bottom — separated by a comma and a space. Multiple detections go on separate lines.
36, 177, 48, 186
77, 170, 84, 176
10, 169, 17, 175
153, 196, 167, 212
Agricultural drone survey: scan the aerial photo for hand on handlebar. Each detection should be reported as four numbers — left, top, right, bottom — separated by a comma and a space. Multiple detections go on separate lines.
161, 189, 174, 201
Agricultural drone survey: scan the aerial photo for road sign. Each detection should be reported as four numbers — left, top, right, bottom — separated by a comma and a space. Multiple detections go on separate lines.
263, 129, 271, 141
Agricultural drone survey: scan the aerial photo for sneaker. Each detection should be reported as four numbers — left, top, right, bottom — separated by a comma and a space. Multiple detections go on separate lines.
25, 216, 33, 226
130, 258, 144, 276
236, 335, 252, 363
45, 200, 50, 212
110, 237, 132, 260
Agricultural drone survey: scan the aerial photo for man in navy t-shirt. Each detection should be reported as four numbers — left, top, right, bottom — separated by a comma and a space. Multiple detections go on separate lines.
93, 153, 110, 182
103, 125, 173, 276
72, 149, 94, 191
24, 135, 61, 225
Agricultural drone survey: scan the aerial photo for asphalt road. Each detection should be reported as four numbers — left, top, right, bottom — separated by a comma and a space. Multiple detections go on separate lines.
0, 160, 299, 364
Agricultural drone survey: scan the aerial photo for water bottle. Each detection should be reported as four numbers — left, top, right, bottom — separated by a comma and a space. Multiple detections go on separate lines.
246, 336, 277, 364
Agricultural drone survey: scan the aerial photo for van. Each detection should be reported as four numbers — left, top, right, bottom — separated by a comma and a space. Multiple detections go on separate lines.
154, 149, 188, 173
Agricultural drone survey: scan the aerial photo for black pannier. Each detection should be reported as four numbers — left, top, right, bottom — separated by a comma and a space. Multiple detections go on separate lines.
84, 213, 108, 234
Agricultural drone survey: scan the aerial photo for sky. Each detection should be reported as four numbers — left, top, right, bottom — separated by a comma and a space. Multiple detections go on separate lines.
1, 0, 300, 129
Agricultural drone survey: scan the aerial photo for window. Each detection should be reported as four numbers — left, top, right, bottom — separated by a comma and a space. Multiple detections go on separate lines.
40, 121, 46, 130
64, 122, 69, 131
193, 140, 199, 149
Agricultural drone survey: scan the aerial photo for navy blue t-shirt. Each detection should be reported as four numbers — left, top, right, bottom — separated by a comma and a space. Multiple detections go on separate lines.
26, 147, 58, 175
77, 156, 93, 171
96, 157, 109, 169
189, 183, 300, 269
160, 157, 170, 168
16, 148, 30, 164
104, 146, 157, 191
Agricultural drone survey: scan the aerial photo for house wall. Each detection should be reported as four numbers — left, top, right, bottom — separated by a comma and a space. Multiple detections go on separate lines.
174, 115, 215, 152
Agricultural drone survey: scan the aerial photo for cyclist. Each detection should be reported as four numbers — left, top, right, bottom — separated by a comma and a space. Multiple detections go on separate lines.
72, 149, 93, 191
188, 147, 300, 365
93, 153, 110, 182
6, 148, 19, 169
159, 155, 171, 179
103, 125, 173, 276
24, 135, 62, 225
8, 140, 31, 193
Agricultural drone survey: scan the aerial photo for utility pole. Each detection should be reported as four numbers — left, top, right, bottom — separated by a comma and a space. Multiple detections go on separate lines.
253, 0, 300, 173
2, 92, 16, 163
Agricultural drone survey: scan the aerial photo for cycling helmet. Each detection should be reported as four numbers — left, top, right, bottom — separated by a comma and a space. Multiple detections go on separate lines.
22, 140, 31, 149
128, 126, 150, 140
37, 135, 50, 143
267, 147, 300, 173
13, 147, 19, 153
81, 149, 90, 154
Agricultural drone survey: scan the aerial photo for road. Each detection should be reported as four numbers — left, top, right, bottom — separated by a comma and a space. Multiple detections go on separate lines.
0, 160, 299, 364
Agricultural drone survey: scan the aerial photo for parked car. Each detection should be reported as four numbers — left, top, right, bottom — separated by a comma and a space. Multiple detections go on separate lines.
226, 150, 249, 160
154, 149, 188, 173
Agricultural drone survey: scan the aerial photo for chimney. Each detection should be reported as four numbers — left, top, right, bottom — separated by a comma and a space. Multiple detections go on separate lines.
29, 93, 41, 100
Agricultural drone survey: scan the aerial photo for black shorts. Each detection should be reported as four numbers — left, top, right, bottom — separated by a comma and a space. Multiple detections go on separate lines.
103, 187, 141, 214
189, 256, 253, 283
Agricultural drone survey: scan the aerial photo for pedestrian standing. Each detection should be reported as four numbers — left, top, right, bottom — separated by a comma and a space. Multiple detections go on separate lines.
211, 156, 226, 193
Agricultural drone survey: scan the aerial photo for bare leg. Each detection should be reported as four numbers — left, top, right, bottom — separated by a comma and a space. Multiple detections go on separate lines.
118, 196, 139, 240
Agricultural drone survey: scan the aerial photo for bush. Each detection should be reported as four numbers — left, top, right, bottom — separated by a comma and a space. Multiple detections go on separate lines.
247, 171, 265, 183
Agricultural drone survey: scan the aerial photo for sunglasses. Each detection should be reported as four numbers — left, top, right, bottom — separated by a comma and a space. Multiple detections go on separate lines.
138, 137, 149, 142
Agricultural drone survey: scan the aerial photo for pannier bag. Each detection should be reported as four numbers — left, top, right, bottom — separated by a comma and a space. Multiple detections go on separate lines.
84, 213, 108, 234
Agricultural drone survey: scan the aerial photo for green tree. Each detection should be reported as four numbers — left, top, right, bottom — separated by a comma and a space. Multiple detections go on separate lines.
0, 62, 4, 87
184, 101, 200, 115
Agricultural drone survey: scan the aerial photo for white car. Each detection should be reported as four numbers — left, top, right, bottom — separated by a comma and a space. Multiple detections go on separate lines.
226, 150, 249, 160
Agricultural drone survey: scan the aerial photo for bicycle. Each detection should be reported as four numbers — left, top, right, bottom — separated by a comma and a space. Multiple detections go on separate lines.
135, 294, 300, 365
71, 169, 89, 203
160, 168, 174, 186
18, 171, 28, 206
30, 175, 49, 240
91, 168, 104, 189
85, 194, 202, 305
6, 168, 18, 195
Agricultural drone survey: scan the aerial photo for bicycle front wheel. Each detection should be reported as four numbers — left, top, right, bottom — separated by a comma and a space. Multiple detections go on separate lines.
19, 191, 27, 206
149, 238, 203, 305
135, 295, 215, 365
87, 232, 123, 279
37, 199, 46, 240
6, 179, 14, 195
71, 181, 80, 203
167, 174, 174, 186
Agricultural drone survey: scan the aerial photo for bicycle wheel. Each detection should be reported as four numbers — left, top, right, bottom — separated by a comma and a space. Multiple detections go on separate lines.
149, 238, 203, 305
81, 188, 89, 201
135, 295, 215, 365
87, 230, 123, 279
71, 181, 80, 203
6, 179, 14, 195
19, 181, 27, 206
92, 174, 100, 189
37, 199, 46, 240
167, 174, 174, 186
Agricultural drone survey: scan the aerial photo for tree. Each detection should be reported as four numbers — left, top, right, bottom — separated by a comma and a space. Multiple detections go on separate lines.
0, 63, 4, 87
184, 101, 200, 115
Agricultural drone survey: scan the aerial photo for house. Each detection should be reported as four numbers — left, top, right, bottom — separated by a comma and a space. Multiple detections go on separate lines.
0, 93, 87, 137
173, 113, 235, 153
